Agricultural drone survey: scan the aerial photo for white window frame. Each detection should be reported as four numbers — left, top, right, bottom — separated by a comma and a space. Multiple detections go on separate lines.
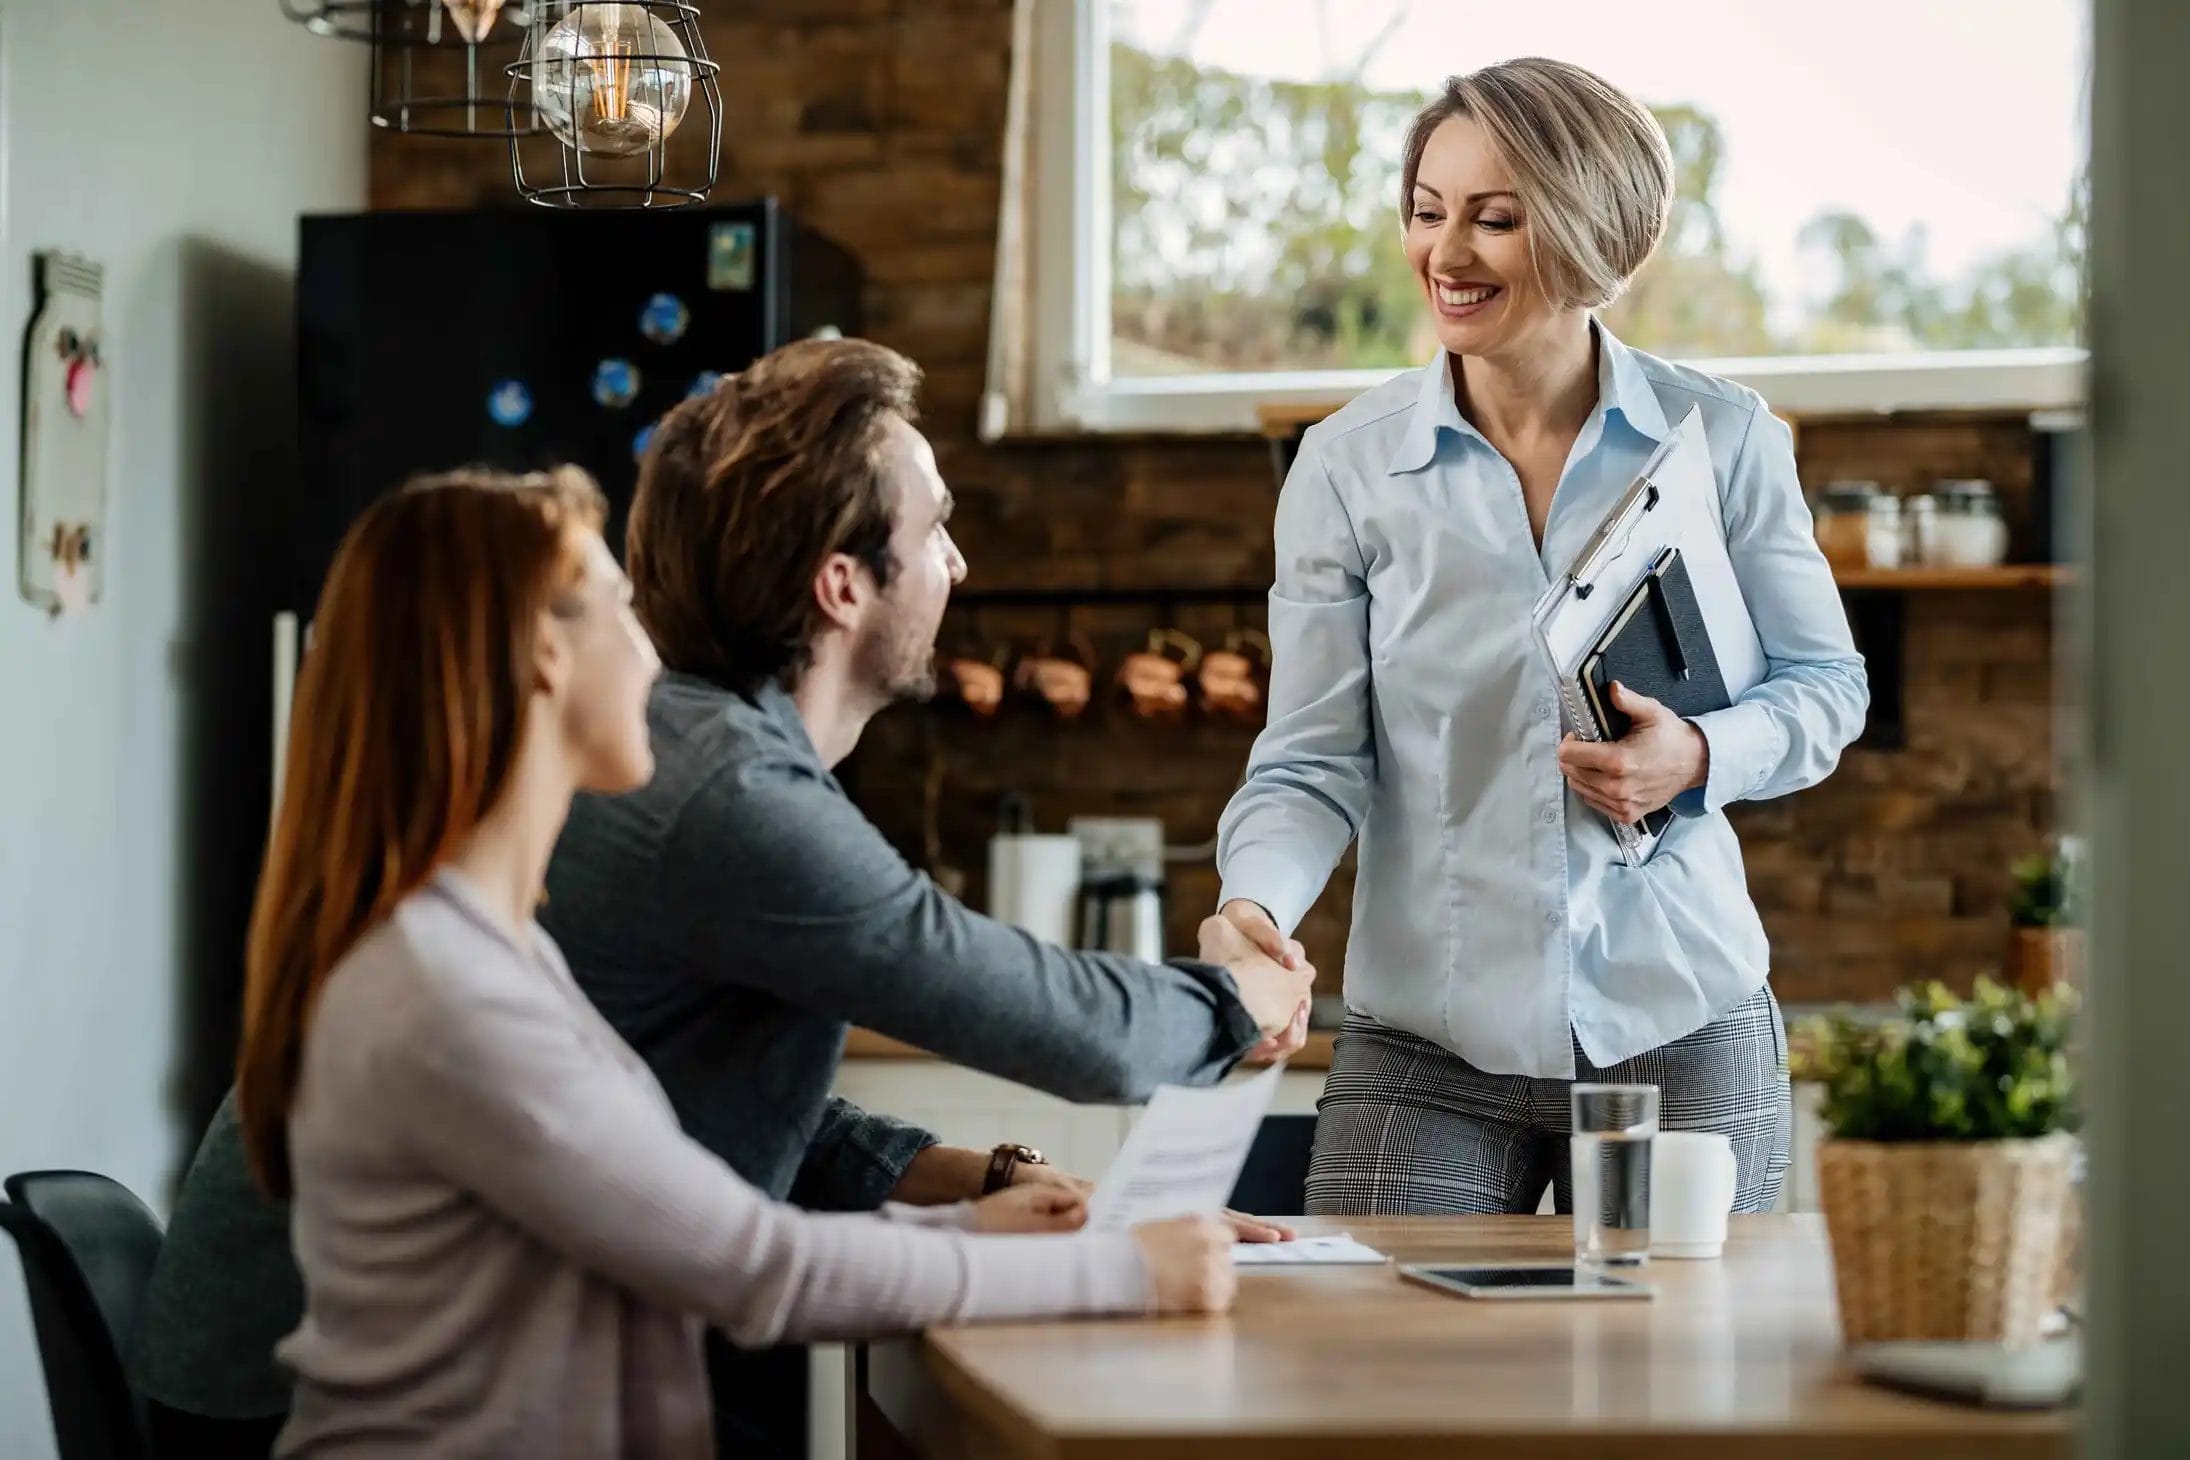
1026, 0, 2086, 434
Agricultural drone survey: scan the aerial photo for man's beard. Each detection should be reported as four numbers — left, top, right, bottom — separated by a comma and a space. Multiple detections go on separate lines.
851, 609, 940, 707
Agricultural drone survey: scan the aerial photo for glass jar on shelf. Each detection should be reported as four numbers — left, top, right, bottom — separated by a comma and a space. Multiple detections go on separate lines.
1814, 481, 1881, 570
1903, 492, 1939, 566
1933, 480, 2009, 567
1864, 492, 1905, 570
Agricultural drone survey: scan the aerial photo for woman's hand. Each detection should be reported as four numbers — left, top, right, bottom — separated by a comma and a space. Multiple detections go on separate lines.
1212, 899, 1314, 1063
1196, 915, 1314, 1059
1218, 899, 1307, 971
1131, 1215, 1238, 1315
969, 1183, 1088, 1234
1556, 682, 1711, 825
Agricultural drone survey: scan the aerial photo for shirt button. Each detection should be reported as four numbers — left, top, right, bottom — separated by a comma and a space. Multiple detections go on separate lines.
1543, 911, 1561, 928
1540, 806, 1557, 824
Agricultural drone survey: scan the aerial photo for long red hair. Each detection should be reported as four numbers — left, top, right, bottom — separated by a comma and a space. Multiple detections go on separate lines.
236, 467, 606, 1197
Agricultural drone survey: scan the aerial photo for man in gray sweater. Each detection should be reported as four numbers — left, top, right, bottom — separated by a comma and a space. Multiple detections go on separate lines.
132, 339, 1311, 1456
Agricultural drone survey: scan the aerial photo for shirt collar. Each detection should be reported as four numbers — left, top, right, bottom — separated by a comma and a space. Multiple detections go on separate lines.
658, 667, 826, 771
750, 675, 829, 773
1385, 319, 1669, 477
1596, 320, 1670, 443
1387, 349, 1469, 476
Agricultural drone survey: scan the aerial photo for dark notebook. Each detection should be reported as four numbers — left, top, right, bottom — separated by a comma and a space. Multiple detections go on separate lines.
1578, 548, 1731, 837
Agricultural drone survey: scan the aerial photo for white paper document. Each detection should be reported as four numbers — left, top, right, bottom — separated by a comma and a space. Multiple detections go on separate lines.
1231, 1233, 1388, 1266
1085, 1063, 1284, 1233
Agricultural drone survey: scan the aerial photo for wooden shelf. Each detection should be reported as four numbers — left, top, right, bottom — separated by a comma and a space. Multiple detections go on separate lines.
941, 566, 2070, 608
951, 583, 1267, 608
1255, 400, 1349, 439
1833, 564, 2072, 591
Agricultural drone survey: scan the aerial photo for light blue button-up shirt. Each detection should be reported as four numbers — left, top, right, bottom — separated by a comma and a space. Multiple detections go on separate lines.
1217, 325, 1868, 1077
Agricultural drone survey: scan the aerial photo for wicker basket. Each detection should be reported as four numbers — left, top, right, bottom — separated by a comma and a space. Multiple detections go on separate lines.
1816, 1133, 2078, 1347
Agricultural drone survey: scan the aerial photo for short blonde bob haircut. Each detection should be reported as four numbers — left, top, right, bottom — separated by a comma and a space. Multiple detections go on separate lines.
1400, 57, 1674, 312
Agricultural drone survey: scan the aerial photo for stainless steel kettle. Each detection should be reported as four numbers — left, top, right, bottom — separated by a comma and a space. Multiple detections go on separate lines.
1077, 872, 1166, 965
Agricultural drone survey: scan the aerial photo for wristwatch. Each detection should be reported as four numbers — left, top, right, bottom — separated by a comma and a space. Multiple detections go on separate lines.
982, 1142, 1048, 1195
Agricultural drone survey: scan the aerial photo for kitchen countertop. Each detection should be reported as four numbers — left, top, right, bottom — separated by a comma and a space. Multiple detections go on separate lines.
842, 1027, 1339, 1069
841, 1001, 1873, 1074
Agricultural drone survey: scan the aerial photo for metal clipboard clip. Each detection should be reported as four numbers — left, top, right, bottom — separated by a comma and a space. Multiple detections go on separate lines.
1560, 430, 1681, 605
1534, 428, 1687, 871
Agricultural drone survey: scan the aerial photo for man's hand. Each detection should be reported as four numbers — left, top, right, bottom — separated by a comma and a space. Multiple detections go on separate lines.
1218, 1210, 1298, 1244
1010, 1162, 1092, 1198
968, 1183, 1088, 1234
1242, 1001, 1310, 1066
1555, 682, 1709, 825
1009, 1163, 1293, 1243
1211, 901, 1313, 1061
1198, 914, 1314, 1056
890, 1145, 999, 1205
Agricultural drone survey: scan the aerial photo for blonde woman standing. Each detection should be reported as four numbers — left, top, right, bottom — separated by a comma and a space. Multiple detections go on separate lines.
1216, 59, 1868, 1215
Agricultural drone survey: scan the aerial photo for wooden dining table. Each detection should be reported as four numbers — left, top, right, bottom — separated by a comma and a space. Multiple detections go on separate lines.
856, 1214, 2074, 1460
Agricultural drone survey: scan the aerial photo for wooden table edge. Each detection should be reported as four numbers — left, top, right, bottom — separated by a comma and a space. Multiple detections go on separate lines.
855, 1215, 2076, 1460
859, 1343, 2071, 1460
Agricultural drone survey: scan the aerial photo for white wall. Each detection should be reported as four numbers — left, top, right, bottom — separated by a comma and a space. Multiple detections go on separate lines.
0, 3, 365, 1452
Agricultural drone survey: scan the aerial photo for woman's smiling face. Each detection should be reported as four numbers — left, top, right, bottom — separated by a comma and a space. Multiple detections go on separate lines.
1404, 112, 1564, 359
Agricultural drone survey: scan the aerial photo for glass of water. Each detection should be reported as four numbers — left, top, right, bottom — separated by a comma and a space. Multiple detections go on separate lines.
1571, 1083, 1660, 1270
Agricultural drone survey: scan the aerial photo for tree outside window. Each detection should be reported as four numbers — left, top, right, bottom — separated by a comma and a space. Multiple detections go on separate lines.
1109, 1, 2086, 378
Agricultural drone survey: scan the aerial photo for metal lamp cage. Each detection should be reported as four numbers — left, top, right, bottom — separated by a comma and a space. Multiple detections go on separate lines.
506, 1, 723, 210
281, 1, 548, 140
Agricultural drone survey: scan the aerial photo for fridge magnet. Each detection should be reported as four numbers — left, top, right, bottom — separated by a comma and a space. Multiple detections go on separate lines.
707, 222, 756, 291
686, 369, 723, 400
638, 292, 690, 346
487, 379, 533, 428
632, 422, 657, 461
591, 358, 641, 409
19, 252, 111, 614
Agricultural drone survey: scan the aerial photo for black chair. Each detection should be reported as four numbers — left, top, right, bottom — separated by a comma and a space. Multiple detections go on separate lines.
1227, 1113, 1319, 1217
1, 1171, 164, 1460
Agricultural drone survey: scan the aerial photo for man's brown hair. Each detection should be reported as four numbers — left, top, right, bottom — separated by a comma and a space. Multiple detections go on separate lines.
626, 337, 923, 691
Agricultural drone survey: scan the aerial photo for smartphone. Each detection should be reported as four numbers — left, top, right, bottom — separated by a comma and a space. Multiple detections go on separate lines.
1397, 1264, 1654, 1300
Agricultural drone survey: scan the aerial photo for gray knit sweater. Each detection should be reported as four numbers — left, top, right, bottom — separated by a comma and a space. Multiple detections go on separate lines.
271, 871, 1148, 1458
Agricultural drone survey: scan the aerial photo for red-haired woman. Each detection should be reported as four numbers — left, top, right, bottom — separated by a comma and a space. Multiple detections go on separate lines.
234, 468, 1232, 1458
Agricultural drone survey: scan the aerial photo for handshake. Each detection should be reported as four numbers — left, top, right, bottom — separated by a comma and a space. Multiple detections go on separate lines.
940, 899, 1318, 1318
1197, 900, 1317, 1062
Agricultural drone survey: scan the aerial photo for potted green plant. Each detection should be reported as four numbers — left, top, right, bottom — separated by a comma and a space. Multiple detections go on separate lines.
2006, 836, 2086, 994
1794, 980, 2079, 1347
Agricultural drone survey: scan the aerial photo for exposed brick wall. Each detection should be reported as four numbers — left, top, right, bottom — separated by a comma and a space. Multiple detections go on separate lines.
370, 0, 2063, 1005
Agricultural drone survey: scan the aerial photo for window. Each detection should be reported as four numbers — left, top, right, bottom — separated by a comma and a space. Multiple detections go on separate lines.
1027, 0, 2088, 431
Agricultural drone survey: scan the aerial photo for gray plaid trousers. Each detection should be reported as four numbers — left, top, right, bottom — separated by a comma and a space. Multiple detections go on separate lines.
1305, 985, 1792, 1216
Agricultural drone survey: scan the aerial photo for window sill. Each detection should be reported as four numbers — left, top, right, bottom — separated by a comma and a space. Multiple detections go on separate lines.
1050, 347, 2087, 436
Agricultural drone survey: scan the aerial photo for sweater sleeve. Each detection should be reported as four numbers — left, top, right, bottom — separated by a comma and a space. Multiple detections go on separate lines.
382, 982, 1149, 1347
660, 762, 1260, 1101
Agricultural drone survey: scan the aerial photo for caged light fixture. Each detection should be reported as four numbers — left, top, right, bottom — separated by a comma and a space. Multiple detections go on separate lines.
280, 1, 548, 140
505, 2, 723, 210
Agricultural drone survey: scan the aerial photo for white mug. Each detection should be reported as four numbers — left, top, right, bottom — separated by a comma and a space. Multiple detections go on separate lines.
1650, 1131, 1737, 1258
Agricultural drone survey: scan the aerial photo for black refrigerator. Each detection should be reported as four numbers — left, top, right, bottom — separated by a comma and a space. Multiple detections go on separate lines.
273, 201, 859, 1457
272, 199, 860, 812
287, 200, 862, 613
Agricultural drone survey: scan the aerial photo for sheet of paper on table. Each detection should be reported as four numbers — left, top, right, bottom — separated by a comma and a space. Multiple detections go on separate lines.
1232, 1233, 1389, 1266
1085, 1062, 1283, 1233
